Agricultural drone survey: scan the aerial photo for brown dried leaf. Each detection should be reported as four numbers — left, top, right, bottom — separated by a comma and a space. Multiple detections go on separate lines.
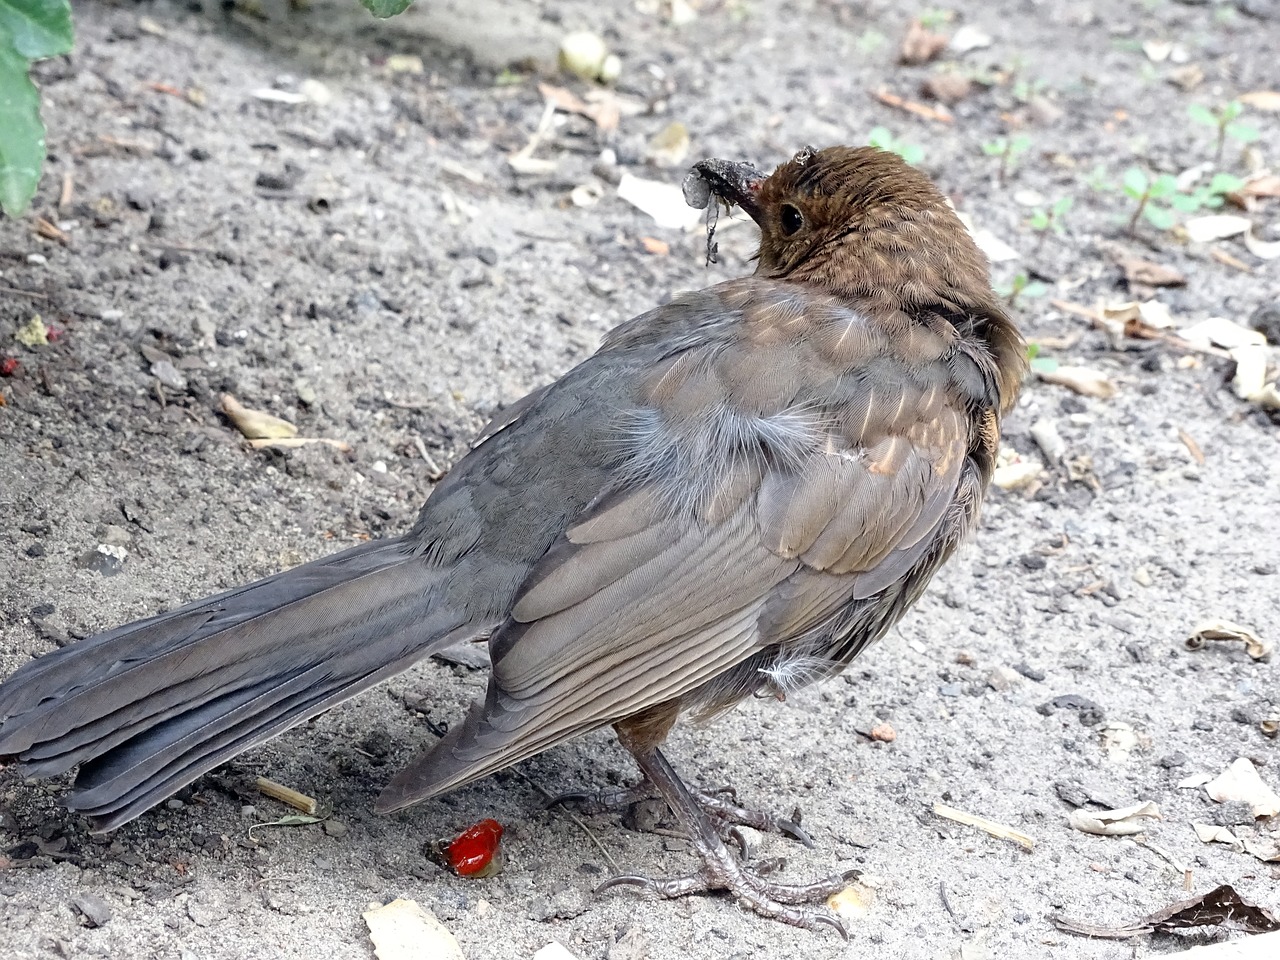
1053, 885, 1280, 940
1188, 620, 1270, 661
898, 18, 949, 65
921, 72, 972, 105
1115, 255, 1186, 288
220, 394, 298, 440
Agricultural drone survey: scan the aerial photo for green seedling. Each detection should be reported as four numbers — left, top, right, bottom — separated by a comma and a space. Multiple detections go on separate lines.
996, 272, 1048, 308
918, 8, 952, 31
868, 127, 925, 166
982, 135, 1032, 185
1029, 196, 1073, 235
855, 29, 887, 54
1121, 167, 1179, 233
1188, 101, 1260, 164
1011, 77, 1048, 104
1172, 171, 1246, 213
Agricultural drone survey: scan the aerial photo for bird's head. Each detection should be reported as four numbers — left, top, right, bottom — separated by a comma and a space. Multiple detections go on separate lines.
685, 145, 1025, 412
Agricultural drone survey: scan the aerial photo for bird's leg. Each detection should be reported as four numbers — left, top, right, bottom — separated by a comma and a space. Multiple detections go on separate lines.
598, 742, 855, 937
551, 780, 810, 846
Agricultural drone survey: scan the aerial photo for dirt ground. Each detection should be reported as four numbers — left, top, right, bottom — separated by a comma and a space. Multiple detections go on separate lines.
1, 0, 1278, 957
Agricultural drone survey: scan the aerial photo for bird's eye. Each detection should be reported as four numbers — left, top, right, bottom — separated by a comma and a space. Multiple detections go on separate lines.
780, 204, 804, 236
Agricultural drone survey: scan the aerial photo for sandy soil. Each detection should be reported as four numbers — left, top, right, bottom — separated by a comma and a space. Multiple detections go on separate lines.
1, 1, 1278, 958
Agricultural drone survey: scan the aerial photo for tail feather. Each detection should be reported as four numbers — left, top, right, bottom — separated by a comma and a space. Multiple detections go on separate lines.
0, 536, 478, 831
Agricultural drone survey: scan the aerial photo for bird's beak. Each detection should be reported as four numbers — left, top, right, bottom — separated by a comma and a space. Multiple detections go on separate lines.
682, 158, 767, 225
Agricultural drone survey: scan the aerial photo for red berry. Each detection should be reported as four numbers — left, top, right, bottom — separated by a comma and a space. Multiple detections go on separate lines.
445, 818, 504, 877
0, 357, 19, 377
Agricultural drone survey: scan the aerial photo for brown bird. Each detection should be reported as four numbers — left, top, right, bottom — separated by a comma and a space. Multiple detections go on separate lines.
0, 146, 1023, 934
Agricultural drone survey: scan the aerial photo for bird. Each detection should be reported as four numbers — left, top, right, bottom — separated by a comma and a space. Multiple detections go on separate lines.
0, 145, 1024, 934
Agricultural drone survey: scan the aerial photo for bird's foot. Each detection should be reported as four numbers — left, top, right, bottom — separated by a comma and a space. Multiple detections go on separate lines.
598, 743, 852, 937
598, 854, 857, 937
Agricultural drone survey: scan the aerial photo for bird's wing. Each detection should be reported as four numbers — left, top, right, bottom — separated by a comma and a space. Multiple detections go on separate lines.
378, 281, 974, 810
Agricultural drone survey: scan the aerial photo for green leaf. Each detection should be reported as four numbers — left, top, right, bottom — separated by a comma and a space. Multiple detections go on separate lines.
1144, 205, 1175, 230
982, 140, 1005, 156
1187, 103, 1216, 127
1052, 196, 1074, 217
1025, 342, 1041, 361
358, 0, 414, 17
1226, 122, 1260, 143
0, 42, 45, 216
0, 0, 73, 60
900, 144, 925, 166
1028, 210, 1049, 230
1169, 193, 1201, 212
1122, 167, 1148, 196
1022, 281, 1049, 299
1029, 356, 1059, 374
867, 126, 892, 150
1208, 172, 1244, 195
1149, 174, 1178, 198
1010, 135, 1032, 154
1221, 100, 1242, 122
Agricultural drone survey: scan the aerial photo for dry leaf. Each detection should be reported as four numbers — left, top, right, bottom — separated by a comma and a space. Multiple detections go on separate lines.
220, 394, 297, 440
639, 236, 670, 256
1184, 214, 1251, 243
1206, 758, 1280, 819
1188, 620, 1270, 660
828, 882, 876, 922
1244, 835, 1280, 863
1179, 317, 1266, 350
1244, 229, 1280, 260
1068, 800, 1160, 836
1052, 885, 1280, 940
617, 173, 704, 230
1116, 255, 1186, 288
1241, 175, 1280, 199
899, 18, 949, 64
1037, 366, 1117, 398
1192, 823, 1242, 849
537, 83, 622, 132
1239, 90, 1280, 112
363, 899, 463, 960
922, 72, 972, 105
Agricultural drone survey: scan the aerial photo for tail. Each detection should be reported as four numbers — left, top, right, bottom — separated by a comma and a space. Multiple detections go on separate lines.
0, 537, 469, 832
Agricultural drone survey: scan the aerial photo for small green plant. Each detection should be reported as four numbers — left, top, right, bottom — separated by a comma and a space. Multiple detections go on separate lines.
982, 135, 1032, 185
917, 7, 952, 31
1174, 171, 1246, 212
996, 272, 1048, 308
1028, 196, 1073, 236
855, 29, 887, 54
868, 127, 925, 166
1121, 167, 1179, 233
1188, 101, 1260, 164
1011, 77, 1048, 104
